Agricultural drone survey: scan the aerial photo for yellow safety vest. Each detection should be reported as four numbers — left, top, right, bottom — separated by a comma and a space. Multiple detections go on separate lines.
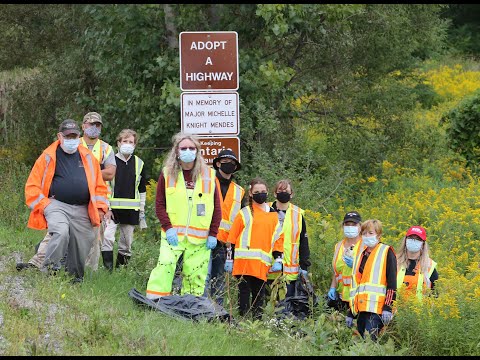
81, 138, 113, 164
332, 239, 361, 301
397, 258, 437, 300
349, 243, 390, 316
279, 204, 304, 281
164, 166, 216, 244
109, 155, 144, 210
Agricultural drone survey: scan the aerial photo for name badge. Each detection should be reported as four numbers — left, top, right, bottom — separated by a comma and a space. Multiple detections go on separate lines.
197, 204, 206, 216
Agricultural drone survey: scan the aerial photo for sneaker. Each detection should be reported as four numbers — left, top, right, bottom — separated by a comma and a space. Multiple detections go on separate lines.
16, 262, 37, 271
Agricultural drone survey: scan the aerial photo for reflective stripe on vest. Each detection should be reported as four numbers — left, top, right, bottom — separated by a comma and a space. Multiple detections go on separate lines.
216, 178, 244, 233
350, 243, 389, 315
236, 206, 277, 266
397, 258, 436, 300
81, 138, 112, 164
163, 166, 215, 243
109, 155, 144, 210
29, 153, 52, 210
281, 204, 303, 275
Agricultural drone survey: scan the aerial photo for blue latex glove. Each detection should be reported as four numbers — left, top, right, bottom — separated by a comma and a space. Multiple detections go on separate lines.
165, 228, 178, 246
271, 260, 282, 272
382, 310, 393, 325
299, 269, 308, 279
224, 259, 233, 273
328, 287, 337, 301
345, 316, 354, 328
206, 236, 217, 250
343, 255, 353, 268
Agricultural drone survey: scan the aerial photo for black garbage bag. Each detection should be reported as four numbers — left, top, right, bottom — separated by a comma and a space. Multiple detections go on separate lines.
275, 274, 318, 320
128, 288, 231, 322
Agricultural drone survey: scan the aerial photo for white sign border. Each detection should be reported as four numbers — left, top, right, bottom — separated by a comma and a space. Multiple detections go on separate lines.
179, 31, 239, 92
181, 91, 240, 136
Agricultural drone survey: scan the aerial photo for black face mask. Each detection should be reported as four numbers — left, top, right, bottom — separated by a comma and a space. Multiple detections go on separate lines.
252, 193, 267, 204
276, 192, 291, 203
220, 162, 236, 174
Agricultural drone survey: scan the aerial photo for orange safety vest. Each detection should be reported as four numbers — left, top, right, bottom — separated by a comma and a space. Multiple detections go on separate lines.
215, 177, 244, 242
397, 258, 437, 300
332, 238, 361, 301
25, 140, 109, 230
349, 243, 391, 316
227, 202, 284, 281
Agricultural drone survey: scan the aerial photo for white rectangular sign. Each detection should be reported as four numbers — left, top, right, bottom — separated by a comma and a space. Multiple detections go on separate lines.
181, 92, 239, 136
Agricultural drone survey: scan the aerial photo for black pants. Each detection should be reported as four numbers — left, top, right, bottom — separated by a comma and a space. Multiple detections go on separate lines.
357, 311, 384, 341
209, 241, 227, 305
236, 275, 266, 320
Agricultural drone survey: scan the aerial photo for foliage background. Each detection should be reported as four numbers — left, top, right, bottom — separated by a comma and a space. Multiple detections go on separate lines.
1, 4, 480, 356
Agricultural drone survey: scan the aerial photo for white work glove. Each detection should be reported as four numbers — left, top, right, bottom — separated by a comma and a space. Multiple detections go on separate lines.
139, 211, 147, 229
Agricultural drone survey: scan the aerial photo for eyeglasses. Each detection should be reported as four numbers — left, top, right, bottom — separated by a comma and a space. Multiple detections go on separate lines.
88, 122, 102, 127
179, 147, 196, 151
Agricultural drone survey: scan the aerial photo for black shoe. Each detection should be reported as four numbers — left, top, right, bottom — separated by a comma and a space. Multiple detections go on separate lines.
115, 253, 131, 268
16, 262, 36, 271
101, 251, 114, 272
70, 277, 84, 284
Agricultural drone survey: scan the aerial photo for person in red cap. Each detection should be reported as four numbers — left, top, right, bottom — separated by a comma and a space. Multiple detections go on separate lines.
396, 226, 438, 300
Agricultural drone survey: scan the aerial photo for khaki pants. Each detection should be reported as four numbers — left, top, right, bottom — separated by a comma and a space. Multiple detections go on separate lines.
102, 221, 135, 256
84, 222, 104, 271
41, 199, 96, 278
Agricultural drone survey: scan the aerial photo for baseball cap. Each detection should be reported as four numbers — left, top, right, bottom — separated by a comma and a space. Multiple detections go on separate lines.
58, 119, 80, 136
212, 149, 241, 171
343, 211, 362, 224
406, 226, 427, 241
83, 112, 103, 124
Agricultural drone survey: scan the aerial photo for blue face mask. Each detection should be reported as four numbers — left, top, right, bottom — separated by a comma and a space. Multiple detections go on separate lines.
362, 235, 378, 248
84, 125, 101, 139
62, 138, 80, 154
406, 238, 423, 253
179, 149, 197, 163
344, 226, 359, 238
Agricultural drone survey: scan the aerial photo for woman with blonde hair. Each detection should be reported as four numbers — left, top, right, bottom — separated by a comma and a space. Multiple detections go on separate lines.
145, 132, 222, 299
396, 226, 438, 300
348, 219, 397, 341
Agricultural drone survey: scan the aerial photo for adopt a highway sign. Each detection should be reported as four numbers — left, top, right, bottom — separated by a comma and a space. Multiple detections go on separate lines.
181, 92, 239, 136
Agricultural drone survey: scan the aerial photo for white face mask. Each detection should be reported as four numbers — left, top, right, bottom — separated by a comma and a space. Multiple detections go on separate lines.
61, 138, 80, 154
344, 226, 359, 238
406, 238, 423, 253
120, 143, 135, 156
362, 235, 378, 248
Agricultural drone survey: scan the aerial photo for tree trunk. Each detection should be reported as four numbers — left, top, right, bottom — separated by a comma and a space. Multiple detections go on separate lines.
163, 4, 178, 49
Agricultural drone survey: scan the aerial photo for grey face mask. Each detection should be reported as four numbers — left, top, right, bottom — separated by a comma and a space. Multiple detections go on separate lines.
85, 125, 101, 139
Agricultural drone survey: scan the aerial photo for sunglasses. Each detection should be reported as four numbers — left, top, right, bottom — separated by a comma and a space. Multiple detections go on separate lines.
179, 147, 196, 151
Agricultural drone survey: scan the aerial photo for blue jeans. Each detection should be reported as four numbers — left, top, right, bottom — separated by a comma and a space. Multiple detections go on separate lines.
357, 312, 384, 341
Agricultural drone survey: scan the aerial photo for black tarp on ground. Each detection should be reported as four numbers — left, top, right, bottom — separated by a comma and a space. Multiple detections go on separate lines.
128, 288, 231, 322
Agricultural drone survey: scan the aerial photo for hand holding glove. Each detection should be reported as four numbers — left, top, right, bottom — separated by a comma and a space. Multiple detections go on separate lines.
328, 287, 338, 301
224, 259, 233, 273
271, 258, 282, 272
206, 236, 217, 250
165, 228, 178, 246
381, 310, 393, 325
343, 255, 353, 268
299, 269, 308, 279
139, 211, 147, 229
345, 316, 354, 328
